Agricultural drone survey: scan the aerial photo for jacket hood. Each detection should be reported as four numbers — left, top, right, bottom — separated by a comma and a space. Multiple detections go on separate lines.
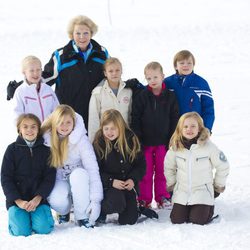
43, 112, 87, 147
197, 128, 210, 145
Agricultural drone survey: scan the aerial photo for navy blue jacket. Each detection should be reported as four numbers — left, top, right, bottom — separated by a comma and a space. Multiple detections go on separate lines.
163, 72, 215, 131
43, 39, 109, 128
131, 84, 179, 147
1, 136, 56, 210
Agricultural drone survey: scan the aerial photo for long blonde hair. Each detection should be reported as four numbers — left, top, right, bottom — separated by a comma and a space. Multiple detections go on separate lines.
93, 109, 140, 162
41, 105, 76, 168
169, 112, 210, 150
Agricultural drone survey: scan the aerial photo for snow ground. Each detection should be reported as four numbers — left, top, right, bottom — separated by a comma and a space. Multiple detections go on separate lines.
0, 0, 250, 249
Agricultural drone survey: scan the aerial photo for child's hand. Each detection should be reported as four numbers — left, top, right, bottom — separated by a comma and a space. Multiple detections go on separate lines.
124, 179, 134, 190
15, 199, 29, 210
25, 195, 42, 212
113, 179, 126, 190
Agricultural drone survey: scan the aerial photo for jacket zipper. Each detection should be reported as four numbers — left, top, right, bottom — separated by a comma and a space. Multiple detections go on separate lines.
37, 89, 45, 122
187, 150, 192, 205
29, 147, 33, 157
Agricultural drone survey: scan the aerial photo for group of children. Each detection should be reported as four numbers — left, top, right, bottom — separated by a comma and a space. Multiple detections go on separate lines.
1, 50, 229, 236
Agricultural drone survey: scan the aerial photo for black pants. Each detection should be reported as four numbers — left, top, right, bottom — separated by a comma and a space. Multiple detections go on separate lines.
170, 203, 214, 225
101, 188, 138, 225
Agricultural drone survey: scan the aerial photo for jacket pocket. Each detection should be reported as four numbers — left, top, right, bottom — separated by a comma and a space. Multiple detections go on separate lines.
205, 184, 213, 198
196, 156, 209, 161
176, 156, 186, 161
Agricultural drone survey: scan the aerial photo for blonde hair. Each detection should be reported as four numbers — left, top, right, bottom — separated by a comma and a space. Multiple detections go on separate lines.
144, 61, 164, 75
17, 113, 41, 136
173, 50, 195, 68
67, 15, 98, 39
41, 105, 76, 168
21, 55, 42, 73
169, 112, 209, 150
93, 109, 140, 162
103, 57, 122, 72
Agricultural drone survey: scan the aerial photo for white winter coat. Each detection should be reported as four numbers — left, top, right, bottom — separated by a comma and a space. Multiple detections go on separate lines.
88, 79, 132, 142
13, 78, 59, 122
164, 138, 229, 206
43, 113, 103, 203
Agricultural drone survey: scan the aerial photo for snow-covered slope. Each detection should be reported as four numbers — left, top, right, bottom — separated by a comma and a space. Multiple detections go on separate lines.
0, 0, 250, 249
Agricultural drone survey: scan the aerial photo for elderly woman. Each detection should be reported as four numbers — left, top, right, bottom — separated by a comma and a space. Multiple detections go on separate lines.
43, 15, 109, 128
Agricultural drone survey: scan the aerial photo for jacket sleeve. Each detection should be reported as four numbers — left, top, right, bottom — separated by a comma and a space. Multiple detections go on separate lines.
88, 90, 101, 143
130, 93, 144, 142
98, 161, 114, 189
210, 144, 229, 190
168, 93, 179, 146
13, 87, 25, 121
34, 160, 56, 199
127, 150, 146, 184
1, 145, 22, 202
42, 51, 60, 86
200, 79, 215, 131
51, 88, 60, 111
79, 135, 103, 203
164, 148, 177, 188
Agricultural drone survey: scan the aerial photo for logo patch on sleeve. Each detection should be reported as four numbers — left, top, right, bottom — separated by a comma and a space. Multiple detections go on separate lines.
219, 151, 227, 162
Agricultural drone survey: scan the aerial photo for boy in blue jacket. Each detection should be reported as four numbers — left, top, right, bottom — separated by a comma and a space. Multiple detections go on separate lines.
163, 50, 215, 131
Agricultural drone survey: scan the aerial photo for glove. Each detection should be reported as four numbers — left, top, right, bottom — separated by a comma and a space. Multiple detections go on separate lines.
214, 185, 225, 198
167, 185, 175, 193
125, 78, 145, 90
138, 206, 158, 219
7, 80, 23, 100
86, 201, 101, 225
214, 191, 220, 198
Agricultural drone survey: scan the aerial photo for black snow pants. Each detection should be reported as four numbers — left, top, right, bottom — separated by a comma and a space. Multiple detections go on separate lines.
101, 187, 138, 225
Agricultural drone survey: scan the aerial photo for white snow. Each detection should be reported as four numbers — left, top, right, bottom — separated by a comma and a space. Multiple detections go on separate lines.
0, 0, 250, 249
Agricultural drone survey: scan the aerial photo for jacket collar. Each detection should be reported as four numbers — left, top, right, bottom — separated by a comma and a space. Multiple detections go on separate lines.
16, 135, 44, 147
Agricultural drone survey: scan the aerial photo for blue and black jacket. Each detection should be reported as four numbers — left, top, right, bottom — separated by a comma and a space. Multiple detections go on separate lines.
163, 72, 215, 131
43, 39, 109, 128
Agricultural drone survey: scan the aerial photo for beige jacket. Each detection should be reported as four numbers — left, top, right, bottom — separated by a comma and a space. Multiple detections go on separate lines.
88, 79, 132, 142
164, 138, 229, 206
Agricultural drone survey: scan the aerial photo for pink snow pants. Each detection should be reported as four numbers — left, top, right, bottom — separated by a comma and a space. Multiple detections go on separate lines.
138, 145, 170, 204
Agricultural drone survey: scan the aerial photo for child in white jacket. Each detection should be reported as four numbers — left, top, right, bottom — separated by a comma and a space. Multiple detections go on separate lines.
164, 112, 229, 225
42, 104, 103, 228
13, 55, 59, 122
88, 57, 132, 142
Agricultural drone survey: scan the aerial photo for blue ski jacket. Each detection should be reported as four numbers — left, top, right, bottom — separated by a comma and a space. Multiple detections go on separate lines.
163, 72, 215, 131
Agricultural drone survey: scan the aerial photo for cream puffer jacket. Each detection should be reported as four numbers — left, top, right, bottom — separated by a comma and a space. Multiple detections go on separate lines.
164, 137, 229, 206
88, 79, 132, 142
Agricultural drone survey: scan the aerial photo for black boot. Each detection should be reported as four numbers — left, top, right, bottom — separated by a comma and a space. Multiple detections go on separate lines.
138, 206, 158, 219
96, 213, 107, 224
